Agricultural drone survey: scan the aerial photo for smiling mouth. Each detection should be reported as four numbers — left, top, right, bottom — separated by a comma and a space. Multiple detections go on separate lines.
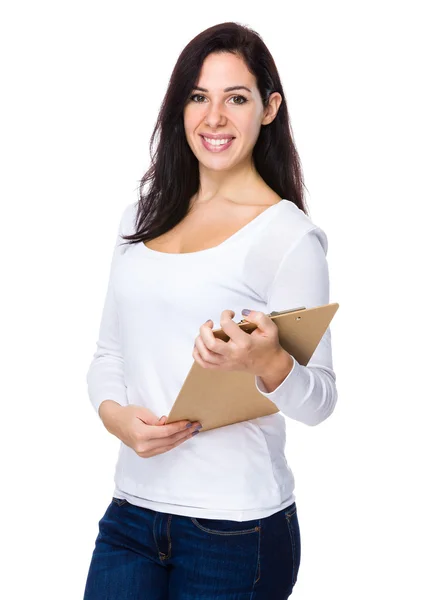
199, 135, 235, 152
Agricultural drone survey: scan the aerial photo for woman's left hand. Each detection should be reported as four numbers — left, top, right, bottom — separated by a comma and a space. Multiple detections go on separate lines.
192, 309, 287, 377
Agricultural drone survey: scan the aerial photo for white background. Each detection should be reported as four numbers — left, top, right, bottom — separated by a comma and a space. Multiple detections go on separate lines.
1, 1, 428, 598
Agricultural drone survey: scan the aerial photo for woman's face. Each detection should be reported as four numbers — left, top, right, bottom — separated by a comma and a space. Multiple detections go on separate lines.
183, 52, 281, 171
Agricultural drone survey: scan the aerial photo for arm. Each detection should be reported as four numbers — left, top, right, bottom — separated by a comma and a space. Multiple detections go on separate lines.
86, 209, 129, 421
98, 399, 125, 431
254, 227, 338, 426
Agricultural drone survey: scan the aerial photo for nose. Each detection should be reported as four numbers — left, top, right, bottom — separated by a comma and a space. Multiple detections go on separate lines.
204, 101, 227, 128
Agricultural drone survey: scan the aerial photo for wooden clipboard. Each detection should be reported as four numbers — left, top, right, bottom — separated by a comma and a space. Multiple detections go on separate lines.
166, 302, 339, 432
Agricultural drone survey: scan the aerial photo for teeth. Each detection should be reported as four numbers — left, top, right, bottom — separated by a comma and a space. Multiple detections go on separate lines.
203, 136, 233, 146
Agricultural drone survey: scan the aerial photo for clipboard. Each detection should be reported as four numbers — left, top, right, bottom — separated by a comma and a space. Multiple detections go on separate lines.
166, 302, 339, 432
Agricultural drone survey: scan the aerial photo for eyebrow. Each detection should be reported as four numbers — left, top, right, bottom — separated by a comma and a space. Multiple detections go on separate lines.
191, 85, 252, 93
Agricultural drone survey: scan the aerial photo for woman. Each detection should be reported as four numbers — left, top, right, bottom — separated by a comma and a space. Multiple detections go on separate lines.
83, 21, 337, 599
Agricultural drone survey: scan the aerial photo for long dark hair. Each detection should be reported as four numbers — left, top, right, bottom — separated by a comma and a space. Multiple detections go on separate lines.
122, 21, 309, 247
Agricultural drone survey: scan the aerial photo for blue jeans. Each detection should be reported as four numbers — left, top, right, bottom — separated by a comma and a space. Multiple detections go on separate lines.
83, 497, 301, 599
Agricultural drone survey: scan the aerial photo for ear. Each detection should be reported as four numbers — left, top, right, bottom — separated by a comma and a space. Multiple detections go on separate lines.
262, 92, 282, 126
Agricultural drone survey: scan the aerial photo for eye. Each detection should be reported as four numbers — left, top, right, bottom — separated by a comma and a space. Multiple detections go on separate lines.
189, 94, 205, 103
230, 95, 247, 105
188, 94, 248, 105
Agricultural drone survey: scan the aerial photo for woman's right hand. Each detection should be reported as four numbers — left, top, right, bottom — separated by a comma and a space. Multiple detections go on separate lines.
99, 401, 202, 458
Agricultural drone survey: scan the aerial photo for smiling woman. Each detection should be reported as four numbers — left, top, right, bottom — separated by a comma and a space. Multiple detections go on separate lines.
115, 22, 309, 248
84, 20, 336, 600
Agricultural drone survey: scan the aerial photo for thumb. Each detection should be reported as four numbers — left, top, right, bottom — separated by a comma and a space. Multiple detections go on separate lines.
134, 407, 160, 426
157, 415, 167, 426
241, 309, 272, 334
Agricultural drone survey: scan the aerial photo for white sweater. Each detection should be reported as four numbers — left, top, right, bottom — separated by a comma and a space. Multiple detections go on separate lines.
86, 199, 337, 521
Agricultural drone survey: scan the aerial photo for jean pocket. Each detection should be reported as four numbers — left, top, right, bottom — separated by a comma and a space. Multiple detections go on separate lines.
191, 516, 260, 536
285, 504, 301, 586
111, 497, 128, 506
284, 502, 297, 520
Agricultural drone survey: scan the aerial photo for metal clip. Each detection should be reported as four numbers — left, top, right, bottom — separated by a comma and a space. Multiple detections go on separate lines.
268, 306, 306, 317
238, 306, 306, 325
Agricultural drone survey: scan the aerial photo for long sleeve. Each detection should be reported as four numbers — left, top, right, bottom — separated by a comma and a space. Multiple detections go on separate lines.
86, 210, 129, 420
255, 227, 338, 426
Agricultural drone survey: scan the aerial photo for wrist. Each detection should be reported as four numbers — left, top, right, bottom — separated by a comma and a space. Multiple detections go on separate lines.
257, 349, 294, 393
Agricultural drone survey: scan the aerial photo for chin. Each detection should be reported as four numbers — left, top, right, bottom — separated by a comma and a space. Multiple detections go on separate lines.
200, 160, 234, 171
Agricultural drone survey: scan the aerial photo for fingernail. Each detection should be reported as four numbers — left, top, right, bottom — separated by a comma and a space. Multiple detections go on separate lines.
192, 430, 200, 436
195, 424, 202, 430
186, 423, 192, 428
242, 309, 251, 315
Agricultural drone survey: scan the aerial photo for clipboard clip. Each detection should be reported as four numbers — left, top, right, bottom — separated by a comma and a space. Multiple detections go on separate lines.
238, 306, 306, 325
268, 306, 306, 317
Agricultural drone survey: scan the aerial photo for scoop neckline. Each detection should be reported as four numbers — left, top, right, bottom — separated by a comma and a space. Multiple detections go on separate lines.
138, 199, 288, 259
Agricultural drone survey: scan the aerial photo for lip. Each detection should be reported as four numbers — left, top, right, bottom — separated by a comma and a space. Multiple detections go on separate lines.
200, 135, 235, 153
199, 133, 235, 140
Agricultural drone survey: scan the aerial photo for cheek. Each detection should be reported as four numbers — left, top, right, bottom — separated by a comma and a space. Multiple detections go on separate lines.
184, 106, 202, 128
236, 112, 262, 142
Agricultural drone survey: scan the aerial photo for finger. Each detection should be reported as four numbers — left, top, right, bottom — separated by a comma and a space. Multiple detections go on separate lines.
150, 419, 195, 438
146, 432, 194, 457
145, 426, 197, 454
219, 309, 250, 344
198, 320, 226, 356
194, 335, 223, 365
193, 342, 219, 369
239, 309, 275, 335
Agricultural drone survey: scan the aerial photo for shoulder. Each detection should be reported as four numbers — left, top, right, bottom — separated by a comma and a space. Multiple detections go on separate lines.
243, 200, 329, 302
268, 200, 328, 255
118, 201, 138, 235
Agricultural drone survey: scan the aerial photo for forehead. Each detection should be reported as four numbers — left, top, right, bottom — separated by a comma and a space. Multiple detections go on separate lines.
196, 53, 255, 89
